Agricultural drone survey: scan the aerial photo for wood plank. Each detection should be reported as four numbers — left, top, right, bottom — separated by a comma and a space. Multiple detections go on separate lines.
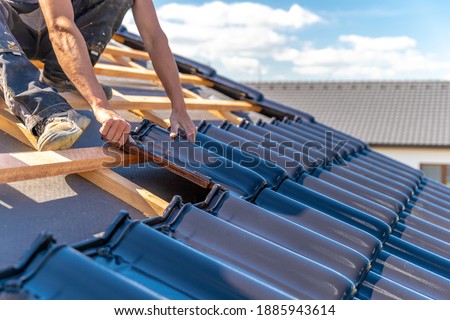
182, 88, 203, 99
100, 53, 127, 66
62, 92, 261, 112
0, 108, 38, 149
93, 63, 213, 86
0, 106, 168, 215
180, 87, 244, 123
78, 169, 168, 218
104, 45, 150, 61
131, 109, 170, 128
31, 60, 44, 69
112, 60, 235, 125
33, 57, 206, 87
0, 146, 142, 184
128, 96, 261, 111
207, 110, 244, 125
101, 53, 148, 73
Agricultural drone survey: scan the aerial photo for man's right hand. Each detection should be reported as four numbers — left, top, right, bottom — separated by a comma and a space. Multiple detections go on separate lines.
94, 107, 131, 147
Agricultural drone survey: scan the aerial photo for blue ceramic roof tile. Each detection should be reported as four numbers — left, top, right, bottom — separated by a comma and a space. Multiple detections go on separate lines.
3, 113, 450, 299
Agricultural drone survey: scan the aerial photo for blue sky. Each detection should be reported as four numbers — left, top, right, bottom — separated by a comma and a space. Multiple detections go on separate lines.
124, 1, 450, 81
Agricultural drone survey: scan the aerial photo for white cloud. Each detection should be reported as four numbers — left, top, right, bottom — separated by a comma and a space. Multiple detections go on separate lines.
339, 35, 416, 52
220, 56, 268, 75
157, 1, 322, 29
276, 35, 450, 79
124, 1, 321, 77
122, 2, 450, 80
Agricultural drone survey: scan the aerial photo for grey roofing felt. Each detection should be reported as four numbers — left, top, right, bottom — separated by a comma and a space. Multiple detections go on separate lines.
246, 81, 450, 146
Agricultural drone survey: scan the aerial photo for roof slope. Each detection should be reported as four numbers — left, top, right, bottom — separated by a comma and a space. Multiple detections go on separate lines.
1, 29, 449, 300
246, 81, 450, 146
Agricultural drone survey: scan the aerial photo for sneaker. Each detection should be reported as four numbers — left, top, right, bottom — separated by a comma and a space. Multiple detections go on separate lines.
37, 110, 91, 151
40, 74, 113, 100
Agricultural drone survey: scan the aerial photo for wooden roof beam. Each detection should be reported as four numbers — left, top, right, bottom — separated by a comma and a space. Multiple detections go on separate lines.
0, 108, 39, 149
93, 63, 213, 87
0, 146, 141, 185
104, 45, 151, 61
61, 92, 261, 112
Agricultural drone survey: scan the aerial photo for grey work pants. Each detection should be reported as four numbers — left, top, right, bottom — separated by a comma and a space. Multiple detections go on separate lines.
0, 0, 134, 135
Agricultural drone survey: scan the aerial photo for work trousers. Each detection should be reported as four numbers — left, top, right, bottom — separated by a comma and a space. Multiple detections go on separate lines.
0, 0, 134, 135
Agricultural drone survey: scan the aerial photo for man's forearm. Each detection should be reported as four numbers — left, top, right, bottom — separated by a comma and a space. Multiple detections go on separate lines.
131, 0, 196, 142
47, 19, 109, 111
145, 34, 186, 110
132, 0, 186, 111
39, 0, 131, 146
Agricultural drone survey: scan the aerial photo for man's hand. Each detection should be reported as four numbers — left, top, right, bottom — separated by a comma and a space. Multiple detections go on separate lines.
169, 108, 197, 143
94, 108, 131, 146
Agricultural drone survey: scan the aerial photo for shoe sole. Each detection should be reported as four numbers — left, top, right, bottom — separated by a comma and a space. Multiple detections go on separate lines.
38, 128, 83, 151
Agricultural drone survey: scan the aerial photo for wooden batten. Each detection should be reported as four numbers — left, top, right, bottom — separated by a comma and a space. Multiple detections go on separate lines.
104, 45, 151, 61
61, 92, 261, 112
93, 63, 213, 86
131, 109, 170, 129
0, 108, 38, 149
207, 110, 244, 125
0, 146, 141, 184
180, 88, 244, 124
31, 60, 44, 69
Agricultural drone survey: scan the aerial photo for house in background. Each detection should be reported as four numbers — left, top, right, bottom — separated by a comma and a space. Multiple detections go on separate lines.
247, 81, 450, 186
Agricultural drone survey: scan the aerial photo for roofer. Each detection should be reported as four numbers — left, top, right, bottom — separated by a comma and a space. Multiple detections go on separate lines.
0, 0, 196, 151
